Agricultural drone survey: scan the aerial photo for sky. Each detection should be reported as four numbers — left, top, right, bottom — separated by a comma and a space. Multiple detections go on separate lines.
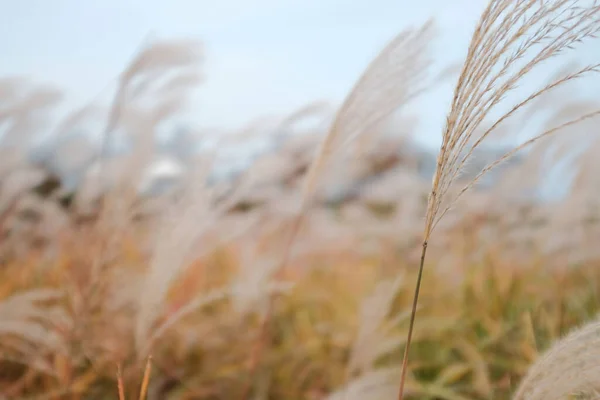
0, 0, 491, 147
0, 0, 598, 150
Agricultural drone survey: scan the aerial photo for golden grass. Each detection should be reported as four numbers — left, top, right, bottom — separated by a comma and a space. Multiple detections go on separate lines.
1, 227, 600, 399
2, 1, 600, 399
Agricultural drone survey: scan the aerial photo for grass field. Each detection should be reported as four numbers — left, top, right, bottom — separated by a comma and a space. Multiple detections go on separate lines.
2, 0, 600, 399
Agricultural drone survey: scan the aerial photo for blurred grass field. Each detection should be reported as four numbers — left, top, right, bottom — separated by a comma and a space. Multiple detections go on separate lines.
3, 1, 600, 399
2, 222, 600, 399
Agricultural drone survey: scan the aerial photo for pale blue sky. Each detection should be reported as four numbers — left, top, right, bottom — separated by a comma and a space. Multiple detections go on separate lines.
0, 0, 597, 149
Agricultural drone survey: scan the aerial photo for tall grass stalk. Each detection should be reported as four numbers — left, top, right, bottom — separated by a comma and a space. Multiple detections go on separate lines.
396, 0, 600, 399
240, 20, 436, 399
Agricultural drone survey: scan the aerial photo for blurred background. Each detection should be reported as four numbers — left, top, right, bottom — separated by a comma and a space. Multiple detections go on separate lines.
1, 1, 600, 399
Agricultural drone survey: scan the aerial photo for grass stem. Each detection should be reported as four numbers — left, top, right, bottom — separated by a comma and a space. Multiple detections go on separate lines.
397, 240, 428, 400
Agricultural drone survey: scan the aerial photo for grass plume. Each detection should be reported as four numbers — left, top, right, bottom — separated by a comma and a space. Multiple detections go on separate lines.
397, 1, 600, 398
513, 314, 600, 400
240, 19, 437, 399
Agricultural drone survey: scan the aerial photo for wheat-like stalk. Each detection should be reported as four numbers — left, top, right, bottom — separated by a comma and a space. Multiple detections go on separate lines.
90, 36, 200, 221
397, 1, 600, 399
239, 20, 437, 399
134, 155, 217, 354
135, 148, 256, 356
301, 19, 435, 206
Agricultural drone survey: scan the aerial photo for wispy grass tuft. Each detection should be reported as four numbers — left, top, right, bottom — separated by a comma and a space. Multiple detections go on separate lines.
513, 312, 600, 400
240, 19, 437, 399
397, 1, 600, 398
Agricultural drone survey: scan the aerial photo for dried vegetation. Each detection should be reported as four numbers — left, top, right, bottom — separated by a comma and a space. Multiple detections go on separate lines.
2, 1, 600, 399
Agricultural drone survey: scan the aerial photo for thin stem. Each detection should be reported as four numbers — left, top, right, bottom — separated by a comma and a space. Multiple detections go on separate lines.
138, 355, 152, 400
117, 363, 126, 400
397, 239, 428, 400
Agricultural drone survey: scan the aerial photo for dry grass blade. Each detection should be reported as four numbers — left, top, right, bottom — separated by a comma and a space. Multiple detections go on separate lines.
138, 355, 152, 400
238, 20, 437, 400
454, 108, 600, 205
134, 157, 216, 353
397, 1, 600, 399
430, 1, 600, 231
348, 275, 406, 376
301, 19, 435, 207
135, 149, 254, 355
96, 33, 155, 172
96, 35, 201, 204
117, 363, 126, 400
